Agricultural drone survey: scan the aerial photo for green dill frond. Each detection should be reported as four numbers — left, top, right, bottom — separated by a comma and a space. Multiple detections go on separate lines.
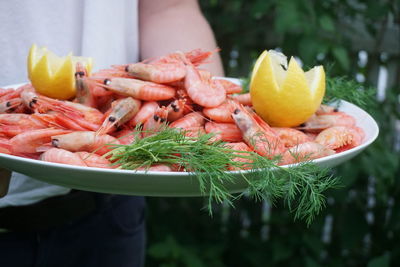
281, 162, 340, 225
239, 77, 250, 93
106, 127, 340, 225
324, 76, 376, 110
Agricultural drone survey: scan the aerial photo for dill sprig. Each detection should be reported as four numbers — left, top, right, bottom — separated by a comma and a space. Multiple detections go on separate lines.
106, 127, 339, 225
241, 155, 339, 225
324, 76, 376, 110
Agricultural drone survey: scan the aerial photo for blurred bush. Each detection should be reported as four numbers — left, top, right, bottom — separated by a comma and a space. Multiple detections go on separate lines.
146, 0, 400, 266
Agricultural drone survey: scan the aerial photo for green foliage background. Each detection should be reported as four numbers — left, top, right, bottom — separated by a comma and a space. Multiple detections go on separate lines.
146, 1, 400, 266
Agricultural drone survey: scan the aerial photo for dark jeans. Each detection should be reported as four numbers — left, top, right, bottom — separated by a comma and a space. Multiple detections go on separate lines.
0, 195, 146, 267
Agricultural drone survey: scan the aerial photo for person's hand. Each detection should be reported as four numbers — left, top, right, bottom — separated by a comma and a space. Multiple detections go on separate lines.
0, 168, 11, 198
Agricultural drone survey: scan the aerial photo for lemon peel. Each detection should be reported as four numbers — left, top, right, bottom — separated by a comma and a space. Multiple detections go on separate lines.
27, 44, 93, 100
250, 50, 325, 127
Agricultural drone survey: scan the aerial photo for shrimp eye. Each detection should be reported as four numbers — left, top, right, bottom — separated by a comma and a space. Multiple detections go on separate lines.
153, 115, 159, 121
52, 139, 59, 147
171, 103, 179, 112
299, 123, 306, 127
333, 108, 339, 112
233, 109, 240, 115
160, 117, 166, 123
125, 65, 130, 72
29, 98, 37, 108
75, 71, 85, 78
104, 79, 111, 85
6, 101, 11, 107
109, 116, 116, 122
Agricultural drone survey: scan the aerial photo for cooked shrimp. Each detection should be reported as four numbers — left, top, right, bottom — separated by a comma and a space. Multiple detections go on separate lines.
272, 127, 311, 148
123, 52, 186, 83
97, 97, 141, 135
279, 141, 336, 165
0, 114, 39, 125
86, 77, 176, 101
297, 112, 356, 132
224, 142, 253, 170
0, 113, 87, 136
0, 86, 25, 113
198, 69, 213, 80
21, 86, 103, 131
142, 107, 169, 137
113, 129, 138, 145
315, 126, 364, 151
40, 148, 87, 167
129, 101, 159, 127
51, 131, 120, 156
0, 98, 22, 113
0, 114, 47, 135
91, 67, 132, 79
181, 54, 226, 108
184, 48, 216, 66
60, 101, 104, 125
228, 93, 252, 106
335, 126, 365, 153
304, 132, 318, 141
166, 99, 186, 122
175, 88, 195, 114
203, 99, 237, 123
0, 88, 16, 98
205, 122, 242, 142
136, 164, 173, 172
82, 71, 115, 98
316, 104, 338, 115
0, 137, 12, 154
21, 85, 80, 115
113, 49, 213, 83
126, 49, 215, 85
10, 128, 71, 154
214, 79, 243, 94
33, 113, 91, 131
182, 126, 206, 138
169, 111, 205, 129
231, 105, 285, 158
75, 75, 97, 108
76, 151, 113, 169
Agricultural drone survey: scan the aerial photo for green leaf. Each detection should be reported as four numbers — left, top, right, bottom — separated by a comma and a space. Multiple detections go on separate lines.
319, 15, 335, 32
298, 38, 321, 65
332, 47, 350, 71
148, 235, 179, 259
272, 240, 293, 262
305, 257, 320, 267
324, 76, 376, 110
275, 0, 300, 33
367, 253, 390, 267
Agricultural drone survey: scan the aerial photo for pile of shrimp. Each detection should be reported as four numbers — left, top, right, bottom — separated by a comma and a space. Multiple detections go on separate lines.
0, 49, 365, 171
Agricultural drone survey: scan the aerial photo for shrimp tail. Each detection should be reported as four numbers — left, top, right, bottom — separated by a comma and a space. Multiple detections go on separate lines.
185, 48, 220, 66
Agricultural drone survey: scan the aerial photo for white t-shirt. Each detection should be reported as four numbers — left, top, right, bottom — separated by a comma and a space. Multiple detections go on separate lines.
0, 0, 139, 207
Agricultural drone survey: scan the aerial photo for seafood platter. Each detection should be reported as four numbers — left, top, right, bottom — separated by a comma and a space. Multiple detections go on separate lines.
0, 48, 379, 196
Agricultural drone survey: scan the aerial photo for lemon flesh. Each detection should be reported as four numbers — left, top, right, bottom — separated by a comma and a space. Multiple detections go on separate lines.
27, 44, 93, 100
250, 50, 325, 127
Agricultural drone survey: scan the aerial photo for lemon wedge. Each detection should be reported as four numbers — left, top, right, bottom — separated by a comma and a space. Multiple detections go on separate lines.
250, 50, 325, 127
27, 44, 93, 100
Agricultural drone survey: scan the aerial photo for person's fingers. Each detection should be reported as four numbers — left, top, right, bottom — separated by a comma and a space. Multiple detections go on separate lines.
0, 168, 11, 198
